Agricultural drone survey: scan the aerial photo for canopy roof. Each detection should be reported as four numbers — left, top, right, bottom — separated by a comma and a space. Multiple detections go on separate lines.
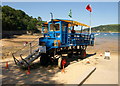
43, 19, 90, 28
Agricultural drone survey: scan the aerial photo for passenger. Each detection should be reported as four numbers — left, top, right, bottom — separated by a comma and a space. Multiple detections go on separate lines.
71, 26, 75, 37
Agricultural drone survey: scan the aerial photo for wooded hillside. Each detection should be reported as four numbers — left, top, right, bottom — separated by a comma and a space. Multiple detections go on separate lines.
87, 24, 120, 32
2, 5, 43, 32
90, 24, 119, 32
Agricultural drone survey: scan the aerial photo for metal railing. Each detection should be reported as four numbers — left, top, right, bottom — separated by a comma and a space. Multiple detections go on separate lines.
12, 36, 40, 62
67, 33, 94, 45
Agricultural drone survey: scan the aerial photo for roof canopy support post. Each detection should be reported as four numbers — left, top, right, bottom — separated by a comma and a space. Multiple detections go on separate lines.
89, 27, 91, 34
81, 26, 83, 33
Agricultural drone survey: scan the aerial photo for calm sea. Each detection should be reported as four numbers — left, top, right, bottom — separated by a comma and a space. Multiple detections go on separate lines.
94, 32, 120, 40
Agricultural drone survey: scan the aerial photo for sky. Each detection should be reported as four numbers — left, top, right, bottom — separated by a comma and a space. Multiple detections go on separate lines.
2, 2, 118, 27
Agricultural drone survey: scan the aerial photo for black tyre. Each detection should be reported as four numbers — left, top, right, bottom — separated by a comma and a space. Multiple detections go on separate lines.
58, 56, 62, 69
58, 57, 67, 69
40, 53, 50, 66
80, 49, 86, 59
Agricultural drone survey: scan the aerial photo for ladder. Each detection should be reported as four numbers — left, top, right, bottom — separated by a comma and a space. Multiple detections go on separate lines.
12, 48, 41, 68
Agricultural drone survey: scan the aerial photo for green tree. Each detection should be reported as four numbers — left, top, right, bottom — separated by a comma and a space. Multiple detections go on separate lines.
2, 5, 41, 32
37, 16, 42, 27
38, 16, 42, 22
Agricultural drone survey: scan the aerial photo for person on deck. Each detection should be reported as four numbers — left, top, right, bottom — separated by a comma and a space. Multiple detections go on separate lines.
71, 26, 76, 37
70, 26, 76, 55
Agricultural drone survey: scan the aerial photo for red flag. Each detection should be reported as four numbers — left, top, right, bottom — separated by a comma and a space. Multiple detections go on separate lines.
86, 4, 92, 12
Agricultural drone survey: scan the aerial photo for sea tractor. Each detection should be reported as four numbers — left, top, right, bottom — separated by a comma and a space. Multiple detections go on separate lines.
12, 18, 94, 68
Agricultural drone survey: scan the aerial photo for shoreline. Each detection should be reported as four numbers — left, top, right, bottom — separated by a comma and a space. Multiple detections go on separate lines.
92, 32, 120, 33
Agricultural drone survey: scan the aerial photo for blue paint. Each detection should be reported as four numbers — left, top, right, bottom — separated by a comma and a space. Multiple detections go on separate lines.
39, 19, 95, 51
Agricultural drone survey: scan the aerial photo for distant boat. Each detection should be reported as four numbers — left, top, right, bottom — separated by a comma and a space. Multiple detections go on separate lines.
104, 33, 107, 35
95, 33, 100, 36
110, 33, 114, 35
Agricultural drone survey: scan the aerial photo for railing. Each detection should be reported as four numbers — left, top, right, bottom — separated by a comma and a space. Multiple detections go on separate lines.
12, 36, 40, 66
67, 33, 94, 46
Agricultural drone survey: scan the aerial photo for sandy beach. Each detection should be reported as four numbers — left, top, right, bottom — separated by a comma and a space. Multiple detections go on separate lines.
1, 33, 119, 85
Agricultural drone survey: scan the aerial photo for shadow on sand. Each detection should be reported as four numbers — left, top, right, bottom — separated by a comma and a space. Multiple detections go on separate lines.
2, 60, 63, 85
2, 52, 96, 85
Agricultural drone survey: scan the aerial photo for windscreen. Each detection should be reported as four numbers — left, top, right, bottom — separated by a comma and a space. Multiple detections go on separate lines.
50, 24, 60, 31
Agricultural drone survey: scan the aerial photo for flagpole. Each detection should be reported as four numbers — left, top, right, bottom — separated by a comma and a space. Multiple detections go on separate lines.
90, 12, 91, 34
68, 9, 73, 30
86, 4, 92, 34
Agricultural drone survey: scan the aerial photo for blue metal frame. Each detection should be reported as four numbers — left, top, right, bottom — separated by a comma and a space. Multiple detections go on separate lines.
39, 19, 94, 51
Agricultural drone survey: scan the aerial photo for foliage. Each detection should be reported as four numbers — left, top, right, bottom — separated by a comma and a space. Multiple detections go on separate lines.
83, 24, 119, 32
2, 5, 42, 31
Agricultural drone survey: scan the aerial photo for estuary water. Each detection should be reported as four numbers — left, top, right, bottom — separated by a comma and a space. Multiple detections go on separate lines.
94, 32, 119, 40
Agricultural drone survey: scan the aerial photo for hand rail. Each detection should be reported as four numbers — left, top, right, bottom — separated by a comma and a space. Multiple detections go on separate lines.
13, 36, 40, 55
12, 53, 20, 65
20, 54, 29, 66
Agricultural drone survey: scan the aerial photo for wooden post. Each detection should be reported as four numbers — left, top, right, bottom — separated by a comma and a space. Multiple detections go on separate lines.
29, 43, 32, 54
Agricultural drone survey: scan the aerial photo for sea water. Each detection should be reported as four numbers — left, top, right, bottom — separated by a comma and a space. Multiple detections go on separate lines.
94, 32, 120, 40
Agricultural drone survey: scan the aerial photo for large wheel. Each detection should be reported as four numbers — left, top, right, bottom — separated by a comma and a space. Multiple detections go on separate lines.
80, 49, 86, 59
40, 53, 50, 66
58, 56, 62, 69
58, 57, 67, 69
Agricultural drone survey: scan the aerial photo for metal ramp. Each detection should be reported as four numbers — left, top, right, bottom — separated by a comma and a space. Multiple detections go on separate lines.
12, 37, 41, 68
12, 49, 41, 68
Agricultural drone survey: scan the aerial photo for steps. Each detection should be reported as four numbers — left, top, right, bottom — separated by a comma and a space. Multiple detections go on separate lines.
18, 49, 41, 67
